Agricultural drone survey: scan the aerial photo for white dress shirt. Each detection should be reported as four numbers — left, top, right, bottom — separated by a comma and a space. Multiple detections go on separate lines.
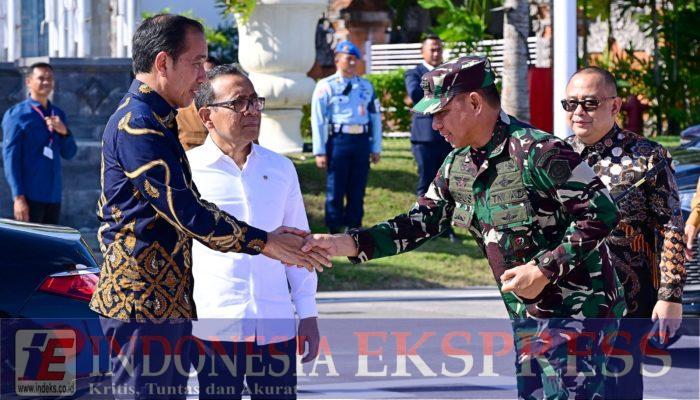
422, 60, 436, 71
187, 136, 317, 344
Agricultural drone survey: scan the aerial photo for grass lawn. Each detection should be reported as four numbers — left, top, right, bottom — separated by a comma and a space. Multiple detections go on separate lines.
654, 135, 680, 149
291, 134, 682, 291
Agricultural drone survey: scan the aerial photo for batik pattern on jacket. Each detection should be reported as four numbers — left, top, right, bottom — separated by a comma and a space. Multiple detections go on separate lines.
567, 125, 686, 314
90, 80, 268, 321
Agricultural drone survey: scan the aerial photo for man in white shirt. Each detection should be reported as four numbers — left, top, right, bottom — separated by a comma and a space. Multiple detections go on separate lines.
187, 64, 319, 400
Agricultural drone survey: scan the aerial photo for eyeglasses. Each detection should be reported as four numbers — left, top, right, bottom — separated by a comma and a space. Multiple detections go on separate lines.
208, 97, 265, 113
560, 96, 616, 112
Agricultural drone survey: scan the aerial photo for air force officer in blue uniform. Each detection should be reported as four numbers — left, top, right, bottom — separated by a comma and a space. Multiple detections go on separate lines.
311, 41, 382, 233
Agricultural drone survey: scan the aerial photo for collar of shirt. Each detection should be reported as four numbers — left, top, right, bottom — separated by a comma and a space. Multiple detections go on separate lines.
422, 61, 436, 71
25, 97, 53, 114
128, 79, 178, 128
573, 124, 621, 156
196, 134, 265, 172
332, 71, 357, 84
466, 110, 512, 158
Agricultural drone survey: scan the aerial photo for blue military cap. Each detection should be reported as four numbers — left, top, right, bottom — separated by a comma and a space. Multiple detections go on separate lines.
335, 40, 362, 59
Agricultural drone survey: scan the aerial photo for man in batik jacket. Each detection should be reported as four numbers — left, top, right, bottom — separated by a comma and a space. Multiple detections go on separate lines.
563, 66, 686, 400
91, 14, 328, 399
304, 56, 626, 400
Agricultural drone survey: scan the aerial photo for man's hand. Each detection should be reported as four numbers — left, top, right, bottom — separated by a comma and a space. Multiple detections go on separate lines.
685, 223, 698, 260
302, 233, 358, 257
500, 261, 549, 300
370, 153, 381, 164
651, 300, 683, 344
262, 227, 332, 272
13, 196, 29, 222
298, 317, 320, 363
315, 155, 327, 169
45, 116, 68, 135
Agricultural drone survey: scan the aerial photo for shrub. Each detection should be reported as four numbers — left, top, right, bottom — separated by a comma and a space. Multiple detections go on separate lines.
365, 69, 412, 133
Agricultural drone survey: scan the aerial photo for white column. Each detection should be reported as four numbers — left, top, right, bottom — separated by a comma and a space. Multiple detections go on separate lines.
7, 0, 20, 60
0, 1, 7, 61
114, 0, 122, 57
75, 0, 90, 57
45, 0, 57, 57
56, 0, 68, 57
552, 0, 577, 139
126, 0, 136, 56
237, 0, 327, 153
113, 0, 125, 57
65, 0, 77, 57
112, 0, 134, 57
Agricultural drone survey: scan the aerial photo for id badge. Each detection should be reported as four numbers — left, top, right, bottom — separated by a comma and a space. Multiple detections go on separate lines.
43, 146, 54, 160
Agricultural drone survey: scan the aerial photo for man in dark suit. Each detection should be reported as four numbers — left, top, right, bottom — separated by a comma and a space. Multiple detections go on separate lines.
405, 34, 457, 242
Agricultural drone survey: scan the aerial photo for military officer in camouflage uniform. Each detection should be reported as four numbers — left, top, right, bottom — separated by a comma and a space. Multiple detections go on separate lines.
563, 66, 686, 399
303, 56, 626, 399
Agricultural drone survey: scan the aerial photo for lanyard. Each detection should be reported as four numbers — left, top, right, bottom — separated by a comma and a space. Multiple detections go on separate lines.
31, 105, 55, 145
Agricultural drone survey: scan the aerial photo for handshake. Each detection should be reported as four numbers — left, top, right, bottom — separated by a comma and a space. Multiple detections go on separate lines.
260, 226, 360, 272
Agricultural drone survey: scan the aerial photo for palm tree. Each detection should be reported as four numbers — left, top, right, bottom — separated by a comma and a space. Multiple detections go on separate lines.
501, 0, 530, 122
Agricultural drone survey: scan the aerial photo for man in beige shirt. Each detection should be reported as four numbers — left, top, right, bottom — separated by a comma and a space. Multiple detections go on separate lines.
685, 178, 700, 257
177, 56, 219, 150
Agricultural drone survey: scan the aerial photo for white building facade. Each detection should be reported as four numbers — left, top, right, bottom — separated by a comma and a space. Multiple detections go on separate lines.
0, 0, 222, 62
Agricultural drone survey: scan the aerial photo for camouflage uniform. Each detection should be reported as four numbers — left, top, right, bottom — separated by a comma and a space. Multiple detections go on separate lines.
348, 56, 627, 399
567, 124, 686, 399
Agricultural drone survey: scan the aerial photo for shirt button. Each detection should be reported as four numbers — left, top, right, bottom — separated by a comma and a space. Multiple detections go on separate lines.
542, 257, 551, 264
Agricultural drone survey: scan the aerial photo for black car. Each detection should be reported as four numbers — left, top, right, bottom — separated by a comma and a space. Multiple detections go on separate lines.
0, 219, 108, 398
0, 219, 100, 318
680, 124, 700, 145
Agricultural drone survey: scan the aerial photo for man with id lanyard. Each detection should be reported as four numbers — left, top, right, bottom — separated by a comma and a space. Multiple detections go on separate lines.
2, 62, 77, 224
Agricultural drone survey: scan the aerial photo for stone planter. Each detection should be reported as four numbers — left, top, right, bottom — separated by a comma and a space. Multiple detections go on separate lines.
237, 0, 327, 153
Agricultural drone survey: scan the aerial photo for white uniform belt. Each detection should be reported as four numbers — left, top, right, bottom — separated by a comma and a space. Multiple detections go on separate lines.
333, 124, 367, 135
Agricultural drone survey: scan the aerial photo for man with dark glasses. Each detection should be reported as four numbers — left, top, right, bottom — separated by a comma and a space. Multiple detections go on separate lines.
563, 66, 686, 400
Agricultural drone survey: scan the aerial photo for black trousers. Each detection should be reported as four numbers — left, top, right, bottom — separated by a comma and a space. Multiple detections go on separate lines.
194, 338, 297, 400
324, 133, 371, 230
98, 317, 193, 400
411, 140, 453, 197
27, 199, 61, 224
604, 276, 658, 399
604, 318, 656, 400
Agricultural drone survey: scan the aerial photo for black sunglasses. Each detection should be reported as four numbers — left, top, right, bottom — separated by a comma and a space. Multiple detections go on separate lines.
560, 96, 616, 112
208, 97, 265, 113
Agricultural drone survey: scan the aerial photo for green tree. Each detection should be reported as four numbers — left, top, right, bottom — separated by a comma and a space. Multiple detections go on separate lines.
502, 0, 530, 121
617, 1, 698, 134
141, 8, 237, 63
365, 69, 412, 133
417, 0, 499, 55
579, 0, 614, 65
215, 0, 258, 24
